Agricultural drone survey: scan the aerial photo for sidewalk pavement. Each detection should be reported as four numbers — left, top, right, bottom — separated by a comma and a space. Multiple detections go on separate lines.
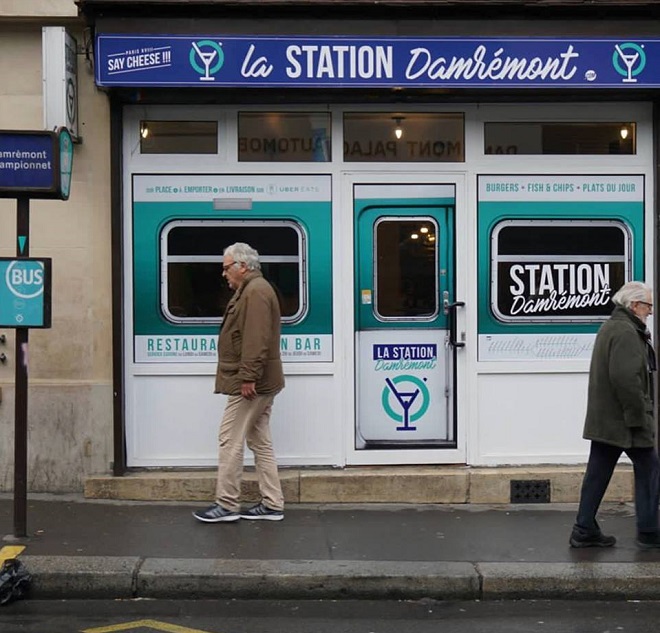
3, 495, 660, 602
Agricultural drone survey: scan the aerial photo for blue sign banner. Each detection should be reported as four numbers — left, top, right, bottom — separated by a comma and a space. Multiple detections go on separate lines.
373, 344, 438, 361
96, 35, 659, 88
0, 258, 52, 328
0, 133, 55, 190
0, 129, 74, 199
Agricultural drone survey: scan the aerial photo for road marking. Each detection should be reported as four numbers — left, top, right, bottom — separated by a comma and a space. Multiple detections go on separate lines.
82, 620, 213, 633
0, 545, 25, 564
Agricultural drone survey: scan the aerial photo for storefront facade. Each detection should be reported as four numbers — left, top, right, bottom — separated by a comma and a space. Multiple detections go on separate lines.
83, 0, 660, 475
2, 0, 660, 492
114, 99, 653, 472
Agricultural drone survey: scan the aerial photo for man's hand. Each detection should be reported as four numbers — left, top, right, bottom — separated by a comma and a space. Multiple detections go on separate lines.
241, 381, 257, 400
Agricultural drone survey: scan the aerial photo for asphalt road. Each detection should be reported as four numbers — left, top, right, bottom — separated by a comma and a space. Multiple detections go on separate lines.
2, 599, 660, 633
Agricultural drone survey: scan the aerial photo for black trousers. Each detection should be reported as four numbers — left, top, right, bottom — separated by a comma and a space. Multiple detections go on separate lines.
575, 440, 660, 535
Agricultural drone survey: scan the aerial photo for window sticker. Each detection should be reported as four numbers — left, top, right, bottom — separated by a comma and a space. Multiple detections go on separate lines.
131, 174, 333, 363
477, 174, 644, 361
491, 220, 630, 323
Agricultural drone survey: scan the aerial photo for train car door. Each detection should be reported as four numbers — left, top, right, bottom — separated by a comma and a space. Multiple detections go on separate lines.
354, 182, 463, 452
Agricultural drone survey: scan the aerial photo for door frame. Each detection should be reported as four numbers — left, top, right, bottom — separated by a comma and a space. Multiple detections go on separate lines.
341, 172, 469, 466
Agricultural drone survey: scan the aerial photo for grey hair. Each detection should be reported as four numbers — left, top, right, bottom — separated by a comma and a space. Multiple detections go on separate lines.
611, 281, 652, 308
223, 242, 261, 271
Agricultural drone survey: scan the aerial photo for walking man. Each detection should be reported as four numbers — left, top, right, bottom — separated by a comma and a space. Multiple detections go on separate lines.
570, 281, 659, 548
193, 242, 285, 523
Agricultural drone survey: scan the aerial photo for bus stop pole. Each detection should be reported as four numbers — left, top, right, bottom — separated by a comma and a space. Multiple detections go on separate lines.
14, 195, 29, 538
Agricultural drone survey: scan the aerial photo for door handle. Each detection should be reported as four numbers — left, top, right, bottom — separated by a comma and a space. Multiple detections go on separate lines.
443, 296, 465, 349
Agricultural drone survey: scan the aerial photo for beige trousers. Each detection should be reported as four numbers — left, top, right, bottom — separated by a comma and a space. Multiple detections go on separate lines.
215, 393, 284, 512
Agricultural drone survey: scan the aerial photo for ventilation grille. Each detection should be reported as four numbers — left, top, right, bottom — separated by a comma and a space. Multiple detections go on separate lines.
510, 479, 551, 503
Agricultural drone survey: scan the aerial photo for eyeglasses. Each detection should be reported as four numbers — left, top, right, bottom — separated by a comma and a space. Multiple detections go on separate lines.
222, 261, 240, 272
637, 301, 653, 309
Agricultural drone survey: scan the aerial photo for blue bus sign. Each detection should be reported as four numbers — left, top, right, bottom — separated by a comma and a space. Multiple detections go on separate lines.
0, 128, 74, 199
0, 258, 52, 328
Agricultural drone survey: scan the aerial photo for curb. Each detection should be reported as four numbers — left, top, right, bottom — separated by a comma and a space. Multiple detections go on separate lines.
137, 559, 478, 600
19, 556, 660, 601
478, 562, 660, 600
21, 556, 139, 599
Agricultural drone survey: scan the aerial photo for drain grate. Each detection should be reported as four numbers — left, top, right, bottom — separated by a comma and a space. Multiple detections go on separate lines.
510, 479, 551, 503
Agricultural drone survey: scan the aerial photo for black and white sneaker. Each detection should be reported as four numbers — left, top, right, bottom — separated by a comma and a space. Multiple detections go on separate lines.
241, 502, 284, 521
192, 503, 240, 523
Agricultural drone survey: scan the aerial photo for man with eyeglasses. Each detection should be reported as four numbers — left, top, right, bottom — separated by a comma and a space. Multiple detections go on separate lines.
571, 281, 660, 549
193, 242, 285, 523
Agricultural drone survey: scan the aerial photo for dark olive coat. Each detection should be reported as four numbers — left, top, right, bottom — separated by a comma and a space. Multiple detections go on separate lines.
583, 306, 655, 448
214, 271, 285, 396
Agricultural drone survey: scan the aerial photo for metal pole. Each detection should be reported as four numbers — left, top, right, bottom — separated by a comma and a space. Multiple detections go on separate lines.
13, 195, 29, 538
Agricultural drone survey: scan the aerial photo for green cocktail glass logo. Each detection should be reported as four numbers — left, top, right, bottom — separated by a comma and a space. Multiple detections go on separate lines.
381, 375, 430, 431
613, 43, 646, 83
190, 40, 224, 81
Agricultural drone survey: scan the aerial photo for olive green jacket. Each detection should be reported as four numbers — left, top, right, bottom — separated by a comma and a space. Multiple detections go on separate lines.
583, 306, 655, 448
214, 271, 285, 396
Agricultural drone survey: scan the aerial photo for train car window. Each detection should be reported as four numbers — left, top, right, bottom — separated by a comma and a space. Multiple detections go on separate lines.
491, 219, 631, 323
484, 122, 636, 155
343, 112, 464, 162
238, 112, 331, 161
139, 120, 218, 154
374, 217, 439, 320
160, 220, 307, 324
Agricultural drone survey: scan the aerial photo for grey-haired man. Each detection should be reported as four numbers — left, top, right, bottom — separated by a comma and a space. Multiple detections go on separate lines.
193, 242, 285, 523
570, 281, 659, 549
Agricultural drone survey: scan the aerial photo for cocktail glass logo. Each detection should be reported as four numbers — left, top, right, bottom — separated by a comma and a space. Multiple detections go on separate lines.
382, 375, 430, 431
613, 43, 646, 83
190, 40, 224, 82
6, 261, 44, 300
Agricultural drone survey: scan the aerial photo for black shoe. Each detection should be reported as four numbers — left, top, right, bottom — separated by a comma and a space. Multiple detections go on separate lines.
192, 503, 240, 523
569, 530, 616, 548
636, 532, 660, 549
240, 502, 284, 521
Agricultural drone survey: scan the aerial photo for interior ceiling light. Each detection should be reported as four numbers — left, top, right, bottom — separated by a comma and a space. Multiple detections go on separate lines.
393, 117, 404, 140
620, 126, 629, 140
140, 123, 149, 139
420, 227, 429, 234
411, 233, 419, 240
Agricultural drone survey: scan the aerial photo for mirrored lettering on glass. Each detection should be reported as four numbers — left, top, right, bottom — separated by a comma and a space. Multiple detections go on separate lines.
238, 112, 331, 162
344, 113, 464, 162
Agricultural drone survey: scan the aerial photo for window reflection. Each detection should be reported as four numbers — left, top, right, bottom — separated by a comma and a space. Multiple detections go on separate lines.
238, 112, 331, 161
344, 113, 464, 162
140, 120, 218, 154
162, 221, 305, 323
484, 122, 636, 155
